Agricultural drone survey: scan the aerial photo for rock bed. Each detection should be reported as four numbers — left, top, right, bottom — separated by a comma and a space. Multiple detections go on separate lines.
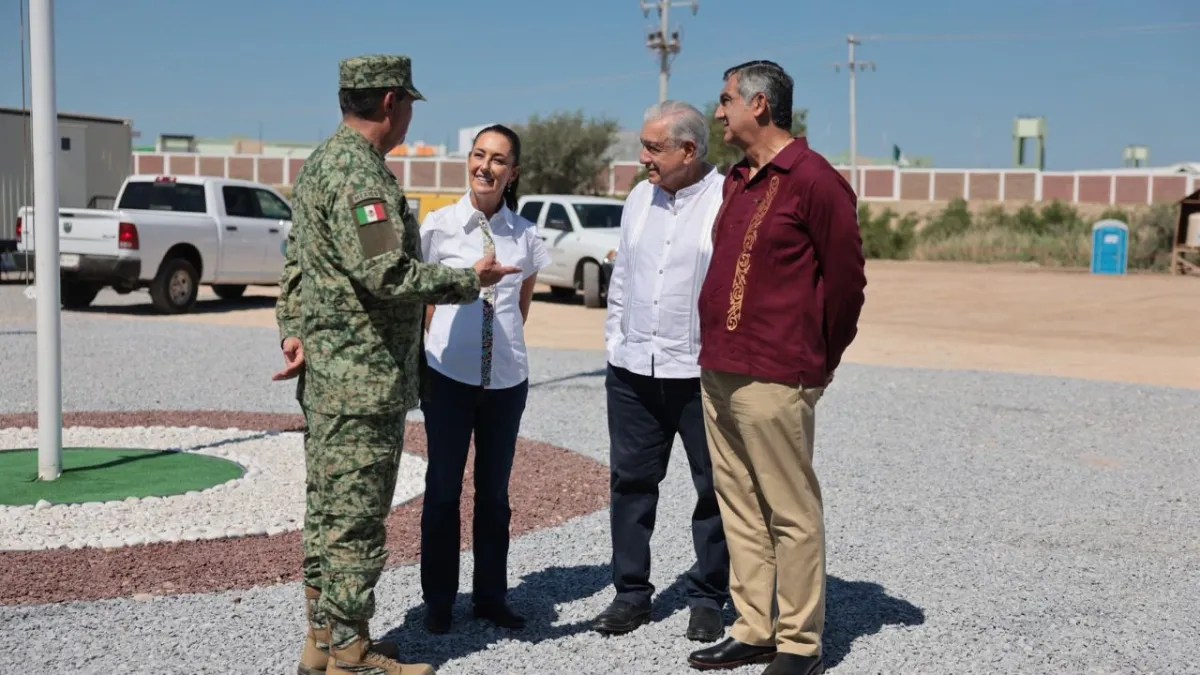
0, 425, 426, 551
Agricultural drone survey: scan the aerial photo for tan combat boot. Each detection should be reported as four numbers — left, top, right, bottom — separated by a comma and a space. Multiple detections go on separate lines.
298, 588, 401, 675
298, 586, 331, 675
327, 620, 434, 675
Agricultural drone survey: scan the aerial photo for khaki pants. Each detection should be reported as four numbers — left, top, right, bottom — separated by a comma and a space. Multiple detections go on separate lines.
700, 369, 826, 657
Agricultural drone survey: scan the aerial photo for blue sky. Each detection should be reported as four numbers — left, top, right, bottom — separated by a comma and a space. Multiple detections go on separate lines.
3, 0, 1196, 170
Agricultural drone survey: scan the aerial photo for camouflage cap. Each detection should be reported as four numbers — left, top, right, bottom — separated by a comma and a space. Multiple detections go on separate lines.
338, 54, 425, 101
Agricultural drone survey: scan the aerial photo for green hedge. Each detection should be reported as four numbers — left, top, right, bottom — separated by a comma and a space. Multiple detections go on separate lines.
857, 198, 1177, 271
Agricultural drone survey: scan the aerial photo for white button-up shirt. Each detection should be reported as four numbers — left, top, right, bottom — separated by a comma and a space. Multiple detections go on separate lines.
605, 166, 724, 379
421, 193, 551, 389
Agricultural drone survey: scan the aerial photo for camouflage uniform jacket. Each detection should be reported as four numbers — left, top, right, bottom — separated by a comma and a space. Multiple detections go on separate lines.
276, 124, 480, 415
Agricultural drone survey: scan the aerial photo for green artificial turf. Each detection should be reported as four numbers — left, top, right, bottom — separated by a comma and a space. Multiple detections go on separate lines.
0, 447, 245, 506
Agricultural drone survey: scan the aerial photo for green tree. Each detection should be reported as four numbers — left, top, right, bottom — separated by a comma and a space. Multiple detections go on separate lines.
514, 110, 619, 195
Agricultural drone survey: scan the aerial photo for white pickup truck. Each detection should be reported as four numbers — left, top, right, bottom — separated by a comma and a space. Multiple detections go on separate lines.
515, 193, 624, 308
14, 174, 293, 313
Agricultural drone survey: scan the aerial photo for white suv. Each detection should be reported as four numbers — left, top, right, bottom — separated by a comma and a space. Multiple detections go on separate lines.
516, 194, 624, 308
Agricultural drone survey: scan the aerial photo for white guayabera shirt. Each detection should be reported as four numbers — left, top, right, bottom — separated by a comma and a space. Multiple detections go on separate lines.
605, 167, 724, 380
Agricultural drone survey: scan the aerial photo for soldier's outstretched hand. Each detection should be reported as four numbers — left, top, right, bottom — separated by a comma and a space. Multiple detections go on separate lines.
473, 251, 522, 287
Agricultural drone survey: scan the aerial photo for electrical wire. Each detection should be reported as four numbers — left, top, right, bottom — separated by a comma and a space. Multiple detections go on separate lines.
860, 22, 1200, 43
432, 40, 843, 103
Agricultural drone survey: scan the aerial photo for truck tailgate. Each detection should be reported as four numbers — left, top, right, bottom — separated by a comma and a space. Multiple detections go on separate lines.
18, 207, 124, 257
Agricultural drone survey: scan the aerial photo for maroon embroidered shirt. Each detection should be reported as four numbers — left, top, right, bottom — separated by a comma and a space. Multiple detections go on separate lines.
697, 137, 867, 387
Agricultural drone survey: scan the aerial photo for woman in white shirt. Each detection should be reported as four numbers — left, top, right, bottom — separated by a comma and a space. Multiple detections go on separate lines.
418, 124, 551, 635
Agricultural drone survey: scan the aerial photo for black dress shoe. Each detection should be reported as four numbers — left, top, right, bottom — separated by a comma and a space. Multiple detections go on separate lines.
685, 606, 724, 642
473, 602, 526, 630
592, 599, 651, 635
424, 605, 452, 634
762, 653, 825, 675
687, 637, 776, 670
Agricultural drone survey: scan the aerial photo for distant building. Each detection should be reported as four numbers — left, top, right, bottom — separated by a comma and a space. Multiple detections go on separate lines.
142, 133, 446, 159
1163, 162, 1200, 174
387, 142, 446, 157
1, 107, 133, 246
145, 134, 318, 157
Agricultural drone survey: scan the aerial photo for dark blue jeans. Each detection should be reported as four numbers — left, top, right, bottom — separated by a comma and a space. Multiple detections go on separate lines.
606, 363, 730, 611
419, 367, 529, 610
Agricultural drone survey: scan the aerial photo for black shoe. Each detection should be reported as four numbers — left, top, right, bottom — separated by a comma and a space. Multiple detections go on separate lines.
687, 637, 776, 670
592, 599, 651, 635
685, 606, 724, 642
762, 653, 825, 675
424, 605, 452, 634
473, 602, 526, 630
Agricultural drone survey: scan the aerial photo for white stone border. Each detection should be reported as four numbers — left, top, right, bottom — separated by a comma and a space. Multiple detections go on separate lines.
0, 426, 426, 552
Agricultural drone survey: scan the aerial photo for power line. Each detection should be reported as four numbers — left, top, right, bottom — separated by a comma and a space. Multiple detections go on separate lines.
829, 20, 1191, 182
431, 40, 842, 104
833, 34, 874, 195
860, 21, 1200, 43
640, 0, 698, 103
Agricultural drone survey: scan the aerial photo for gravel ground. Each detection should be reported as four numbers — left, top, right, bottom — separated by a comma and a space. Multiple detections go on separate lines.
1, 286, 1198, 674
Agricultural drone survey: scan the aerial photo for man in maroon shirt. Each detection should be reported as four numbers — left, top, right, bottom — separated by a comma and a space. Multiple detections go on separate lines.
686, 60, 867, 675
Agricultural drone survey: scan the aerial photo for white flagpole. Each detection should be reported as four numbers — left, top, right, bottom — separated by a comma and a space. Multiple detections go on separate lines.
30, 0, 63, 480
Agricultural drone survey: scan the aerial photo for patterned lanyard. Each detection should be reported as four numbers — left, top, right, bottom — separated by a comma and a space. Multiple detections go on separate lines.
476, 212, 496, 387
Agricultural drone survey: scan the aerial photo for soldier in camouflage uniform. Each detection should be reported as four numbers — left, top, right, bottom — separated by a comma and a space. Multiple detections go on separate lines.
274, 54, 521, 675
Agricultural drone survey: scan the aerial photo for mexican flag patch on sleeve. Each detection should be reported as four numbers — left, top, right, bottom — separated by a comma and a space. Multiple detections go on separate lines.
354, 202, 388, 226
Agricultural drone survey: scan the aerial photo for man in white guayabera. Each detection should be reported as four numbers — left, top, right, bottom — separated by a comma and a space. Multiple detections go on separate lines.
592, 100, 730, 644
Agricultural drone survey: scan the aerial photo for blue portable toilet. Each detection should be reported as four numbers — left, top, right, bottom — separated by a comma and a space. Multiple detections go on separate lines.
1091, 219, 1129, 275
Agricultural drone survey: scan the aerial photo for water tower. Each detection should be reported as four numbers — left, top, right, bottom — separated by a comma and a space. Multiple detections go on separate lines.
1013, 116, 1046, 170
1123, 145, 1150, 168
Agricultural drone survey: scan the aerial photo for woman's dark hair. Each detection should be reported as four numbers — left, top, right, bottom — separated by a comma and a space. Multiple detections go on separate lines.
473, 124, 521, 211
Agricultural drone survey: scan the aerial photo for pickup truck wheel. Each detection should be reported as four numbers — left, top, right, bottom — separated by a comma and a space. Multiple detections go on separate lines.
212, 284, 246, 300
582, 261, 604, 309
150, 258, 199, 314
61, 280, 101, 309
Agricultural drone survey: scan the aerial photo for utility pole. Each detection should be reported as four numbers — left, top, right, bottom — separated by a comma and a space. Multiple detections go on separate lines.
29, 0, 63, 480
833, 35, 875, 194
641, 0, 698, 103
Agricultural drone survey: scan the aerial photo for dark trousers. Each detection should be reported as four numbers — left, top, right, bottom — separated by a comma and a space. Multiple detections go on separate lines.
419, 367, 529, 610
606, 363, 730, 610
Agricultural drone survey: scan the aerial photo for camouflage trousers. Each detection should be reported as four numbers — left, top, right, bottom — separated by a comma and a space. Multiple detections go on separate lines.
301, 407, 406, 623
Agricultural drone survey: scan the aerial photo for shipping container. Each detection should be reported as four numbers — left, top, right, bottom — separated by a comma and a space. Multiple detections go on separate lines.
0, 107, 133, 248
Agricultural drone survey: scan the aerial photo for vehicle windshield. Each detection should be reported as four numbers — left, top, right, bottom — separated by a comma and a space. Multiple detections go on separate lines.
118, 181, 206, 213
571, 204, 622, 228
